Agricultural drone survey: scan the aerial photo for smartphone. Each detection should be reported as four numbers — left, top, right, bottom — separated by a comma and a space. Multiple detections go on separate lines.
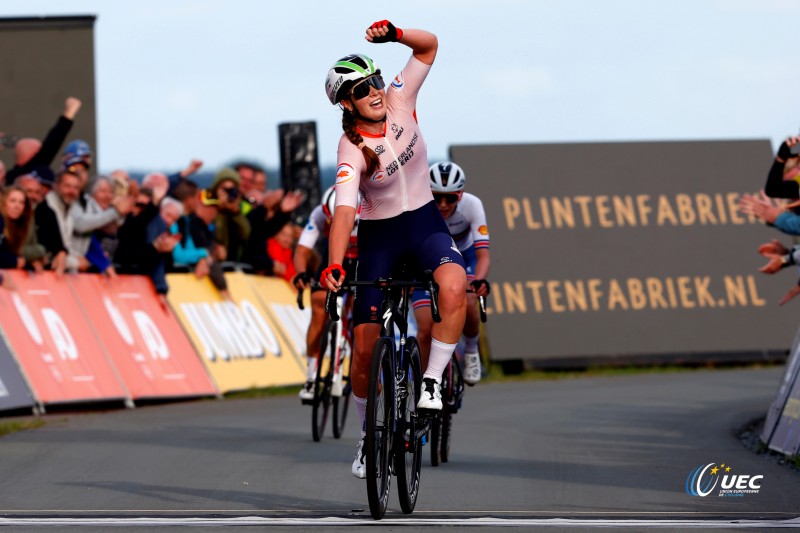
791, 144, 800, 156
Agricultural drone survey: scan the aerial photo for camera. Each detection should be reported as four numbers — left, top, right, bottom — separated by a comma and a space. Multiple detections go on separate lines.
0, 133, 19, 149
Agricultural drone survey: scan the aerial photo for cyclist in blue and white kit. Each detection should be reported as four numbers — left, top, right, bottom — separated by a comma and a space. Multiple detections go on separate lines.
412, 162, 490, 385
321, 21, 467, 478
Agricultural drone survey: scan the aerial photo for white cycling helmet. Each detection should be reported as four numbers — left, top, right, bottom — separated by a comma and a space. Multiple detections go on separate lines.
429, 162, 466, 193
322, 185, 362, 220
325, 54, 380, 105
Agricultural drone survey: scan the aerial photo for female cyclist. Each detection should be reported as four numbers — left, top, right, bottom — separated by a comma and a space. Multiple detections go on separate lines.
294, 185, 360, 401
321, 20, 467, 478
412, 162, 491, 385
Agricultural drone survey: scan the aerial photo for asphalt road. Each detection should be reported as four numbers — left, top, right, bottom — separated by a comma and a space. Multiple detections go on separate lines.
0, 366, 798, 529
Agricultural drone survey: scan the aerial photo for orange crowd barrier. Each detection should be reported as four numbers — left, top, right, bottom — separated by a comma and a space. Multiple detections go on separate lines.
68, 274, 219, 400
0, 271, 129, 405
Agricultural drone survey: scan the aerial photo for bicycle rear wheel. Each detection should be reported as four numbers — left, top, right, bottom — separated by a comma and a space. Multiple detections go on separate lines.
366, 337, 394, 520
332, 331, 352, 439
441, 353, 463, 463
396, 336, 423, 514
311, 320, 335, 442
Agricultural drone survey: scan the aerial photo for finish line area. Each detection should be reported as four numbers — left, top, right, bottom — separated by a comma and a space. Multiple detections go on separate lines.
1, 511, 799, 528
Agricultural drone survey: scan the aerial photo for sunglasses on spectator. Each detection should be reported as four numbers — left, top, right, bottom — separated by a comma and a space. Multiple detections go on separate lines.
350, 75, 385, 100
433, 193, 460, 205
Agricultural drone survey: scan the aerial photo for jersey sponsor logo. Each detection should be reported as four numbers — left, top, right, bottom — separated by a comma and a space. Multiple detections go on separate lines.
391, 73, 403, 89
478, 225, 489, 235
306, 224, 314, 230
387, 132, 419, 176
390, 123, 404, 140
335, 162, 355, 185
375, 145, 385, 155
371, 170, 385, 183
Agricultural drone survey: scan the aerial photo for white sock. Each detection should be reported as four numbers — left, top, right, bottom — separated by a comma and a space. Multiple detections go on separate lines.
424, 338, 457, 381
354, 395, 367, 438
306, 356, 317, 381
464, 334, 479, 354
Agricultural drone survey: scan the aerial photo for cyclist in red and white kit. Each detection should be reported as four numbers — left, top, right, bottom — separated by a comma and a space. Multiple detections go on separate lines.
293, 185, 360, 401
321, 21, 467, 478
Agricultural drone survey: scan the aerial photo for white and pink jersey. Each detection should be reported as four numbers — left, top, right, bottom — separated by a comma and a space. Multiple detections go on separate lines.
334, 56, 434, 220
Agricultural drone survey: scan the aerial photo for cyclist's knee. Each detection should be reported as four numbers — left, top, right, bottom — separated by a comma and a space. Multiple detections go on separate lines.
438, 277, 467, 310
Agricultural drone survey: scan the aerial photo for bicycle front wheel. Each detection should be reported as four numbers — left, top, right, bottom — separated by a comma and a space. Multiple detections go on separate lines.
311, 320, 335, 442
365, 337, 394, 520
396, 336, 423, 514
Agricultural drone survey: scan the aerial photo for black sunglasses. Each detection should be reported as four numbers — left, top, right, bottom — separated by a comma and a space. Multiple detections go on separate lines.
350, 75, 385, 100
433, 193, 460, 205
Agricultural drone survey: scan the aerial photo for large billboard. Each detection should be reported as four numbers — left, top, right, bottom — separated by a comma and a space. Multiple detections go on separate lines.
451, 141, 799, 361
0, 16, 97, 172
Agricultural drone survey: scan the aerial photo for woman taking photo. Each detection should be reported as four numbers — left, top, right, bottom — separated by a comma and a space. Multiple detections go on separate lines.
321, 20, 467, 478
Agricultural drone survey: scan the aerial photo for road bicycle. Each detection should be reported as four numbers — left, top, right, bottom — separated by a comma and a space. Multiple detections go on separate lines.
430, 293, 487, 467
297, 282, 353, 442
326, 269, 440, 519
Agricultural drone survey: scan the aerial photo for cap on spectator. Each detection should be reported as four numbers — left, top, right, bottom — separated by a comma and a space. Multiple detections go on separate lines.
30, 166, 55, 187
63, 154, 90, 170
199, 189, 220, 206
211, 167, 241, 190
64, 140, 93, 158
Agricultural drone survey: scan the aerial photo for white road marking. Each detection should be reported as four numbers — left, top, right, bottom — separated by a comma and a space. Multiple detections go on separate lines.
0, 516, 798, 528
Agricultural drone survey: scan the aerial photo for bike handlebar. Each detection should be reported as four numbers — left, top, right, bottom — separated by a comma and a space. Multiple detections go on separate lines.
325, 270, 441, 323
478, 295, 487, 323
296, 280, 321, 310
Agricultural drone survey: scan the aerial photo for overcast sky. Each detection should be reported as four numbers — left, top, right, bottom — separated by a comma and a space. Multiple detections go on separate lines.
4, 0, 800, 175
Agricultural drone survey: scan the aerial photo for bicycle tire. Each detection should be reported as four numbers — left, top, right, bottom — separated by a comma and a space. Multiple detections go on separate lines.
396, 336, 423, 514
441, 353, 462, 463
332, 332, 352, 439
366, 337, 394, 520
311, 320, 335, 442
430, 413, 442, 467
430, 356, 451, 467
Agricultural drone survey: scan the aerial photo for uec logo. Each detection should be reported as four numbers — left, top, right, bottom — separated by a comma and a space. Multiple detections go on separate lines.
686, 463, 763, 497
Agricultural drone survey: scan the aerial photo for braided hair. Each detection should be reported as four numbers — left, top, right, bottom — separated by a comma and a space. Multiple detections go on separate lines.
342, 108, 380, 177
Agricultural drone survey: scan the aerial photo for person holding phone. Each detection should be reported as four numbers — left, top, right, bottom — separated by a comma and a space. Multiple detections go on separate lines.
320, 20, 467, 478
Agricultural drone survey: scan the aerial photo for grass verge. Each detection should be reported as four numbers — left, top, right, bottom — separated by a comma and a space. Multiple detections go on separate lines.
0, 418, 46, 438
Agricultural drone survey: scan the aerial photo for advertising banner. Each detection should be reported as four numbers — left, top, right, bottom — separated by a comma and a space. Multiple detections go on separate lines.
246, 275, 311, 361
0, 271, 128, 404
766, 374, 800, 456
167, 273, 306, 393
69, 275, 218, 400
451, 141, 800, 361
761, 325, 800, 448
0, 332, 35, 412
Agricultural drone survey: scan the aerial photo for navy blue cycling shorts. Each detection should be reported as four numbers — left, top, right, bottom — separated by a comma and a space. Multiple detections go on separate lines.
353, 200, 466, 325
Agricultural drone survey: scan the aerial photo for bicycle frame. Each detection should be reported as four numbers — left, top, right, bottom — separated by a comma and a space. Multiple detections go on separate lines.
326, 270, 440, 518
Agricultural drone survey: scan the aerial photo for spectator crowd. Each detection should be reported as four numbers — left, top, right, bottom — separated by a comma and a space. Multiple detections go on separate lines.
0, 96, 306, 304
739, 135, 800, 304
